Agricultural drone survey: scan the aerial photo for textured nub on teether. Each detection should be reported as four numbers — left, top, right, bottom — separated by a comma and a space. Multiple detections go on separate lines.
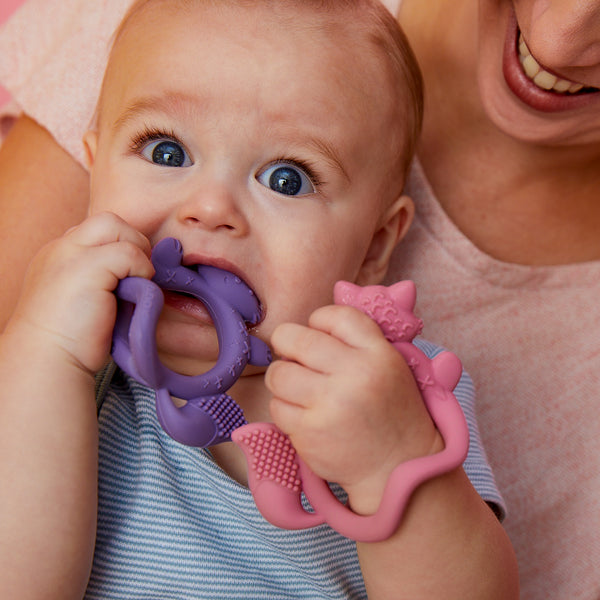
333, 280, 423, 344
191, 394, 247, 438
236, 427, 302, 492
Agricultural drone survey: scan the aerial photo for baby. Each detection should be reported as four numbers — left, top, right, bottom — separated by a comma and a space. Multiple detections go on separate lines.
0, 0, 517, 598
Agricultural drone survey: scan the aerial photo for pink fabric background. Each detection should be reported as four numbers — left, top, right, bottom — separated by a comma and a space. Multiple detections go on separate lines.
0, 0, 24, 23
0, 0, 26, 107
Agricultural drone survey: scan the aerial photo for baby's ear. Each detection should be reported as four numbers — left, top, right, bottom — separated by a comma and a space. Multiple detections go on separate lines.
355, 194, 414, 286
82, 130, 98, 170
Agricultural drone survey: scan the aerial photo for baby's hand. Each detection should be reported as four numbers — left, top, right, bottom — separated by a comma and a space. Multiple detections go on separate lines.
266, 304, 443, 514
7, 212, 154, 374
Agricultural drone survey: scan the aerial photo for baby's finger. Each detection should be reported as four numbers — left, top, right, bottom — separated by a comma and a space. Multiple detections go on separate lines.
92, 240, 155, 283
268, 394, 307, 439
308, 304, 386, 350
61, 239, 154, 294
265, 358, 324, 409
66, 212, 152, 256
270, 321, 349, 375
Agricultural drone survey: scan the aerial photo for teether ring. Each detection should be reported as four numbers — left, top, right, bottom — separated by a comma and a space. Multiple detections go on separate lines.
112, 238, 470, 542
231, 280, 469, 542
112, 237, 271, 446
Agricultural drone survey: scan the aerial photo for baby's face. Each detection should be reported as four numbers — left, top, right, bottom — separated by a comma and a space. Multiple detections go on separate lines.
87, 1, 409, 374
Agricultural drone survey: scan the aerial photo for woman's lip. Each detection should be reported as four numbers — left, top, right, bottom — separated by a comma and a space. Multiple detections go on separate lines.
502, 9, 600, 113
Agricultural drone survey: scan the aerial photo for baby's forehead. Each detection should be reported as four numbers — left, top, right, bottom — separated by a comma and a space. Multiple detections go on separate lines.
114, 4, 409, 105
108, 2, 406, 111
115, 0, 406, 75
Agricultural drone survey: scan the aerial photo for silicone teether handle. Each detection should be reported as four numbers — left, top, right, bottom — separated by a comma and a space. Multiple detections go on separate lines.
113, 276, 164, 388
232, 423, 324, 530
155, 389, 247, 447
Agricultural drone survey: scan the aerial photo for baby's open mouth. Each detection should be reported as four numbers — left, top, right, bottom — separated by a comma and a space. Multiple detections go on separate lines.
517, 32, 598, 95
163, 263, 265, 327
162, 288, 213, 322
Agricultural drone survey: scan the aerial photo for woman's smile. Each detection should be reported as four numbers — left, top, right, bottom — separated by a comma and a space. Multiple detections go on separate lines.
502, 9, 600, 113
518, 34, 587, 94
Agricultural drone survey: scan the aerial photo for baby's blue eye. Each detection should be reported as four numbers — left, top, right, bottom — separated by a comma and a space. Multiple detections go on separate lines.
142, 139, 191, 167
257, 163, 315, 196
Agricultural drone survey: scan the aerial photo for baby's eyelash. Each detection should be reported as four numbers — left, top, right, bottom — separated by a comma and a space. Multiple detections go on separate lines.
271, 156, 324, 188
129, 126, 180, 153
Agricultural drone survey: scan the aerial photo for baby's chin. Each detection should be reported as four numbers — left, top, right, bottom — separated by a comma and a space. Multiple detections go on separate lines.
153, 296, 273, 380
155, 320, 220, 376
155, 351, 268, 388
157, 350, 217, 378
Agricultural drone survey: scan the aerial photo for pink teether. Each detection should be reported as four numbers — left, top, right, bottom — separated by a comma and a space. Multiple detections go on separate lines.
232, 280, 470, 542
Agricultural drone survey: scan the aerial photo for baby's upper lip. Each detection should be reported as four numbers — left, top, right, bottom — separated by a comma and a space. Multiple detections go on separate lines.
183, 253, 246, 281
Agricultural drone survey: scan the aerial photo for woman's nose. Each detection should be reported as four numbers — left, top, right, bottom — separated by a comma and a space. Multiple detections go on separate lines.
526, 1, 600, 71
176, 182, 249, 236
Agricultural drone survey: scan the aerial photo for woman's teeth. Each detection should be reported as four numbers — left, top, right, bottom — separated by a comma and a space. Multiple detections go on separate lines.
518, 34, 584, 94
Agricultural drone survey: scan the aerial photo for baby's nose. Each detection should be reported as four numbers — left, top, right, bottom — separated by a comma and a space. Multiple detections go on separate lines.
177, 183, 249, 235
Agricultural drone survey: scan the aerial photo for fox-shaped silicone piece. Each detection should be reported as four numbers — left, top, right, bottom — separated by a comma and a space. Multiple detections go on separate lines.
232, 279, 470, 542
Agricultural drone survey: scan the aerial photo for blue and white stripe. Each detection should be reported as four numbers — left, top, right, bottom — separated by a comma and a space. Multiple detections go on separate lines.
86, 339, 504, 599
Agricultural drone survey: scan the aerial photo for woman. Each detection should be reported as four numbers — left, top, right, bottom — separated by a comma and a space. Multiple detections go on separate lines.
385, 3, 600, 598
0, 1, 599, 597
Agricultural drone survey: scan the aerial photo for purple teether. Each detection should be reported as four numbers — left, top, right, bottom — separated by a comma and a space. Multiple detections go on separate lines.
112, 237, 271, 446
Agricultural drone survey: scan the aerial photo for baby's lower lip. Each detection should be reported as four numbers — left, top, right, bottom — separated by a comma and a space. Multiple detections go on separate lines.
162, 290, 213, 323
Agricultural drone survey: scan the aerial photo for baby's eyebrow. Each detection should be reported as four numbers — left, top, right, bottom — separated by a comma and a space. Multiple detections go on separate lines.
305, 138, 350, 184
111, 91, 199, 133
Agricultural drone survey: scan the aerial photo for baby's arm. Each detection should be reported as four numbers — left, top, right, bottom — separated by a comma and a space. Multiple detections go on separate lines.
267, 304, 519, 599
0, 213, 153, 600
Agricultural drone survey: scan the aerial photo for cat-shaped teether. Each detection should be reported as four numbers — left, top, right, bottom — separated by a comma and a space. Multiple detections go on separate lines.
232, 280, 469, 542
